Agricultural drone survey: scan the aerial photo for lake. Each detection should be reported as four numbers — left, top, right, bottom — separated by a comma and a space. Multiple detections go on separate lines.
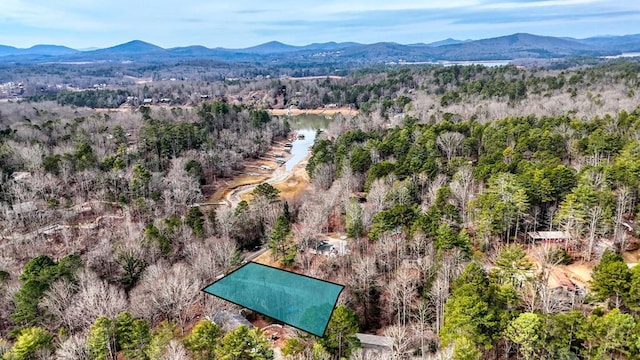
280, 114, 331, 172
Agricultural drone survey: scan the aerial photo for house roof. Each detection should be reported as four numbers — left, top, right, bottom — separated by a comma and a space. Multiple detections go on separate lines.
550, 271, 577, 292
356, 334, 393, 349
527, 231, 570, 240
210, 311, 253, 332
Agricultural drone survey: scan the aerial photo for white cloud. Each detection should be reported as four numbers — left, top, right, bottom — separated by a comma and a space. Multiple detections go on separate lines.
312, 0, 480, 14
482, 0, 600, 10
2, 1, 110, 30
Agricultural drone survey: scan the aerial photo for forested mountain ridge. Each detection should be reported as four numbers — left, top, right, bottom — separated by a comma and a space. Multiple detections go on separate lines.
0, 61, 640, 358
1, 32, 640, 66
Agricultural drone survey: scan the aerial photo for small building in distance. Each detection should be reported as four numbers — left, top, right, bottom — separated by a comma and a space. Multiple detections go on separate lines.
356, 333, 393, 356
209, 310, 253, 333
10, 172, 32, 182
527, 231, 570, 243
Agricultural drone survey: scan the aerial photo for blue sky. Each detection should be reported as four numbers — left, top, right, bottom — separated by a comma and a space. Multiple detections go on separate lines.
1, 0, 639, 49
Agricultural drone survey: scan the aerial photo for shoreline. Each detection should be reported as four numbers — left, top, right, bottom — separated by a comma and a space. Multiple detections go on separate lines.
205, 130, 311, 207
269, 107, 357, 116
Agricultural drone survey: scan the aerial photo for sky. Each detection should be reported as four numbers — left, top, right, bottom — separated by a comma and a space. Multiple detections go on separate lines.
1, 0, 639, 49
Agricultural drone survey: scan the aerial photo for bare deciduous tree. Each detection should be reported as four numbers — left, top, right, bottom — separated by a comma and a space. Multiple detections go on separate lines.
185, 236, 237, 285
297, 193, 327, 243
436, 132, 465, 162
312, 163, 336, 191
423, 174, 448, 210
55, 334, 90, 360
450, 166, 476, 225
429, 250, 465, 333
384, 324, 413, 359
85, 239, 120, 282
387, 266, 417, 326
525, 244, 569, 314
350, 255, 379, 327
40, 280, 77, 330
162, 158, 202, 214
613, 185, 632, 249
585, 205, 604, 261
65, 270, 128, 330
335, 164, 363, 204
160, 340, 189, 360
375, 234, 402, 278
216, 207, 235, 241
130, 262, 199, 333
412, 302, 434, 360
250, 195, 281, 232
351, 349, 387, 360
363, 177, 392, 229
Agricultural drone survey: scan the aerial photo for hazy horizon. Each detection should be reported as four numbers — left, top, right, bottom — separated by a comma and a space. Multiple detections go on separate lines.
1, 0, 639, 49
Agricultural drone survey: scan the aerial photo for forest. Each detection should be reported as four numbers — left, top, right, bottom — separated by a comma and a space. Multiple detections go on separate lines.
0, 59, 640, 359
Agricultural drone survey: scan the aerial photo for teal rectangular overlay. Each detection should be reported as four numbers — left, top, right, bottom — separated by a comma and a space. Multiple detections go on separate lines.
202, 262, 344, 337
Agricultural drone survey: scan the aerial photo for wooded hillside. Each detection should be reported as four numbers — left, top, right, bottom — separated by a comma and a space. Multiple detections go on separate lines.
1, 60, 640, 359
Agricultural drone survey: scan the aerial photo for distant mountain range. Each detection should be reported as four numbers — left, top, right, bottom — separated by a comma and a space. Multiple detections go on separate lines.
425, 38, 473, 47
1, 33, 639, 65
0, 44, 79, 57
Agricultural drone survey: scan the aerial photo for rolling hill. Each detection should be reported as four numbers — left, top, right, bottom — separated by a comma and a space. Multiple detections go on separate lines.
428, 33, 603, 60
85, 40, 165, 56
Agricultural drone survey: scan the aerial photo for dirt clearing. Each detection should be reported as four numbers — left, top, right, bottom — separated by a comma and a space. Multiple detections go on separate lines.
206, 141, 294, 203
273, 157, 311, 201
